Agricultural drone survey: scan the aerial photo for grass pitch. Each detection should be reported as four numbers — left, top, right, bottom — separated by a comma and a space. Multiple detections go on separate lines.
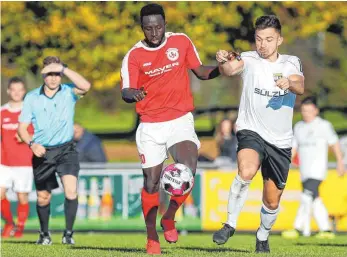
1, 233, 346, 257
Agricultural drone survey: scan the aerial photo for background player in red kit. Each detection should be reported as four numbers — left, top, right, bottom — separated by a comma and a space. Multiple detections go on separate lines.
121, 4, 221, 254
1, 77, 34, 238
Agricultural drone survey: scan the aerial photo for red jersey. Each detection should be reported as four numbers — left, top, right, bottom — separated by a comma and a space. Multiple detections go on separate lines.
121, 32, 202, 122
1, 104, 33, 166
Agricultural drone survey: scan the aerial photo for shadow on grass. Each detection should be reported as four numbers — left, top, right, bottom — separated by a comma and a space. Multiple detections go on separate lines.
71, 246, 168, 254
178, 246, 251, 253
296, 242, 347, 247
2, 240, 35, 245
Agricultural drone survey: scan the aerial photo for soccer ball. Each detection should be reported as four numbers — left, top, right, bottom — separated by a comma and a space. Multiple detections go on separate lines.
160, 163, 194, 196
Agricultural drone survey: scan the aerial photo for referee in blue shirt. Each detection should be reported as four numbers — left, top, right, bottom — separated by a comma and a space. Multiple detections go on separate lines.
18, 56, 91, 245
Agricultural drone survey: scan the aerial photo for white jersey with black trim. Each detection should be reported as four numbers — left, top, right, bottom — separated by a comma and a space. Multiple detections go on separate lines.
235, 51, 304, 148
293, 117, 339, 181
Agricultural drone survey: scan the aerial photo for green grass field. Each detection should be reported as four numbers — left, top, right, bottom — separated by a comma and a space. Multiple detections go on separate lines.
2, 233, 346, 257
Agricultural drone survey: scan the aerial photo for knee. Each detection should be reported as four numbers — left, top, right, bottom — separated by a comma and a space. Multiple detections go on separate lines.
238, 163, 257, 181
262, 199, 279, 210
37, 192, 51, 206
144, 180, 160, 194
64, 188, 77, 200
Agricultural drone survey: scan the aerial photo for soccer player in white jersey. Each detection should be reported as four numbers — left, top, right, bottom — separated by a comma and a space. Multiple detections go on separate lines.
212, 15, 305, 253
282, 97, 345, 239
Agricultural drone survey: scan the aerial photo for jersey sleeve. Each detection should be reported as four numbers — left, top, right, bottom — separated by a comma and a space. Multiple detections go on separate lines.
66, 83, 79, 102
18, 95, 33, 123
184, 35, 202, 69
286, 56, 304, 77
121, 50, 139, 89
325, 122, 339, 145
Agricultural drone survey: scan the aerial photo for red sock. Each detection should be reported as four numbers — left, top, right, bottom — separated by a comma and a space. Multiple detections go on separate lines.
17, 203, 29, 227
1, 198, 14, 224
141, 189, 159, 241
163, 191, 192, 220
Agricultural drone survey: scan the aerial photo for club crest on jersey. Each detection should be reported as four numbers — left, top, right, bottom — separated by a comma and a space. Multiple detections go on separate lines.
166, 48, 179, 61
273, 73, 283, 82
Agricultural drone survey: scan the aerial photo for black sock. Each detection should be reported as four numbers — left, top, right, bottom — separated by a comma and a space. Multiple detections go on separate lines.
64, 198, 78, 231
36, 204, 50, 233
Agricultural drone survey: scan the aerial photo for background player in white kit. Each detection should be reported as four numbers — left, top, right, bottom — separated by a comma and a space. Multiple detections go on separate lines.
282, 97, 345, 239
213, 15, 305, 253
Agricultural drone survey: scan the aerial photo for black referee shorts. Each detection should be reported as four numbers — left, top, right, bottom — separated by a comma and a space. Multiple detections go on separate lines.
32, 141, 80, 192
236, 129, 292, 189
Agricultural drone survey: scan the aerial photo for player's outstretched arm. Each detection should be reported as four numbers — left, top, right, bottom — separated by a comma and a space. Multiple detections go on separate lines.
121, 87, 147, 103
216, 50, 244, 77
191, 66, 220, 80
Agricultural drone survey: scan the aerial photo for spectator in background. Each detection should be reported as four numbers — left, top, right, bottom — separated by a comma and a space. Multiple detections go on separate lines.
282, 96, 345, 240
339, 135, 347, 165
1, 77, 33, 238
73, 123, 107, 163
214, 118, 238, 166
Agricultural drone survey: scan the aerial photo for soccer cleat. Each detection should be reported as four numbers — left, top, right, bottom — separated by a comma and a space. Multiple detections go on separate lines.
160, 219, 178, 243
255, 236, 270, 253
36, 232, 52, 245
13, 225, 24, 238
62, 230, 75, 245
281, 229, 300, 239
315, 231, 335, 240
1, 223, 15, 238
212, 223, 235, 245
146, 239, 161, 255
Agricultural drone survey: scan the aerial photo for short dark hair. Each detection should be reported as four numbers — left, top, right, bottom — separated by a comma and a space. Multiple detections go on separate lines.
255, 15, 281, 34
43, 56, 62, 67
140, 3, 165, 24
8, 76, 26, 89
301, 96, 318, 107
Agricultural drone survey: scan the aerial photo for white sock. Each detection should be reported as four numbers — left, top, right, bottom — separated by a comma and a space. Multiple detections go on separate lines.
294, 201, 305, 231
226, 174, 251, 228
301, 191, 313, 236
257, 204, 279, 241
313, 198, 330, 231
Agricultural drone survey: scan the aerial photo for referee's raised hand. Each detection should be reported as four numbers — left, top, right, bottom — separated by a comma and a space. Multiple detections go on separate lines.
30, 143, 46, 157
41, 63, 64, 75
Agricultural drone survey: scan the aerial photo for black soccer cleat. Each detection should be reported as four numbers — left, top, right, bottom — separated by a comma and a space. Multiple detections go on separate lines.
255, 236, 270, 253
62, 230, 75, 245
212, 223, 235, 245
36, 232, 52, 245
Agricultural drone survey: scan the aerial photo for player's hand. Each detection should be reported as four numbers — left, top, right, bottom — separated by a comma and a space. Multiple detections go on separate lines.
276, 77, 291, 90
14, 133, 23, 143
31, 143, 46, 157
41, 63, 64, 75
336, 161, 345, 177
131, 87, 148, 102
216, 50, 229, 64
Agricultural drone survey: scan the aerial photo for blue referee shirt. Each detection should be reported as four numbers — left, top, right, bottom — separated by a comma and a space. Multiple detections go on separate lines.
19, 84, 79, 147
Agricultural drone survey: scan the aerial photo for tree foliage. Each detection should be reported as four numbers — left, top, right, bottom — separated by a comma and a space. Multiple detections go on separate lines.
1, 1, 347, 93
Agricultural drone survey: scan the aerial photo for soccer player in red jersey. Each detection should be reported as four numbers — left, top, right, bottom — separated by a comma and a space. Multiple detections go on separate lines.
121, 4, 221, 254
1, 77, 34, 238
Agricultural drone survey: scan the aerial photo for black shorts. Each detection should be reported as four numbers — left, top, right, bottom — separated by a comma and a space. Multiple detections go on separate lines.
32, 141, 80, 192
302, 179, 322, 199
236, 129, 291, 189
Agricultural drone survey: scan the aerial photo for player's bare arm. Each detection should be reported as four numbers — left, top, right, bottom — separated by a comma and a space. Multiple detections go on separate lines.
18, 122, 46, 157
331, 142, 345, 176
276, 74, 304, 95
216, 50, 244, 77
121, 87, 148, 103
41, 63, 91, 96
191, 65, 220, 80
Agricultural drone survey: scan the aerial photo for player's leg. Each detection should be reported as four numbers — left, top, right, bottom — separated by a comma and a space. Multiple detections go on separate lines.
136, 122, 168, 254
13, 166, 33, 237
0, 165, 15, 237
310, 180, 334, 239
213, 130, 263, 245
160, 140, 198, 243
256, 144, 291, 253
36, 188, 52, 245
